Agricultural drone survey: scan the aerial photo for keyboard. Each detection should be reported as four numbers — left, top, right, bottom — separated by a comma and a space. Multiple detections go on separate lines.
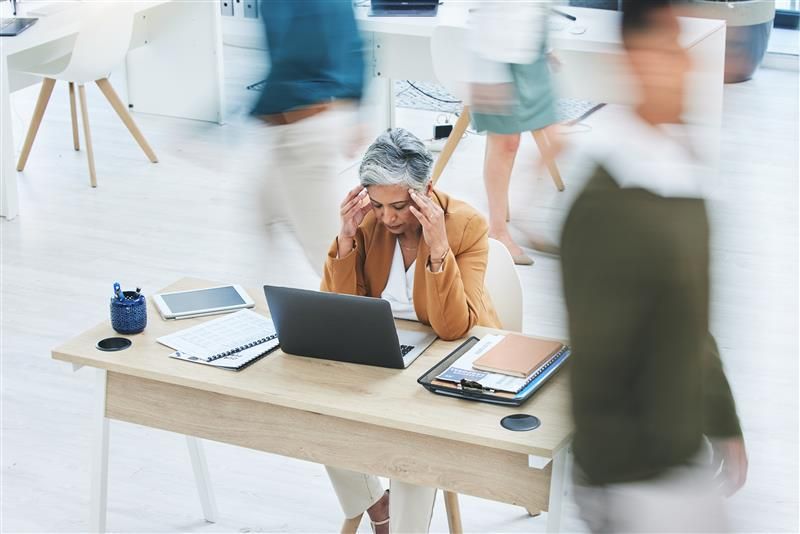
0, 18, 38, 37
400, 344, 415, 357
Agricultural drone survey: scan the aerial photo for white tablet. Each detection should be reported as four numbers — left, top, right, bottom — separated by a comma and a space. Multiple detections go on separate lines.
153, 284, 255, 320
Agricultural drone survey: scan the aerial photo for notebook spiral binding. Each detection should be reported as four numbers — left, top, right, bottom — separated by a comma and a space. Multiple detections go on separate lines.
206, 333, 278, 362
526, 346, 569, 383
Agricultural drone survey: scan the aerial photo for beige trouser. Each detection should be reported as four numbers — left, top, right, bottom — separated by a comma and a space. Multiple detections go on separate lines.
264, 106, 357, 277
326, 467, 437, 533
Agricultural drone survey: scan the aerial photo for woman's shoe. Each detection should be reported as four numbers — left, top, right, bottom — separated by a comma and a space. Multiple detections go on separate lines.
368, 489, 390, 534
512, 253, 535, 266
490, 232, 533, 265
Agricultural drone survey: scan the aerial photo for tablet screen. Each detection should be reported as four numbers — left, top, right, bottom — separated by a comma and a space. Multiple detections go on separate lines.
161, 286, 245, 314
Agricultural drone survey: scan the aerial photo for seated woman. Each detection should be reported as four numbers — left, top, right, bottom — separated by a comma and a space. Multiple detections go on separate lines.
321, 128, 500, 533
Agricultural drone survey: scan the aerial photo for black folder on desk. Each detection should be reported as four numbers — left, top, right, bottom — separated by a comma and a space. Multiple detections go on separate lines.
417, 336, 571, 407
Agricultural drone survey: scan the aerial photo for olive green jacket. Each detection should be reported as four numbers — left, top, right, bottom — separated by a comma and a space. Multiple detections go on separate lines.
561, 167, 742, 485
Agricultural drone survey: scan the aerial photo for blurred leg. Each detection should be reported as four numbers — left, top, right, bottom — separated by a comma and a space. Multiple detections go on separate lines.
271, 108, 355, 277
574, 460, 728, 533
484, 133, 531, 263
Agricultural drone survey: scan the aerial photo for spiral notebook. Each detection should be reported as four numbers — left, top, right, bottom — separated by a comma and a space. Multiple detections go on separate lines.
472, 334, 564, 378
157, 309, 280, 370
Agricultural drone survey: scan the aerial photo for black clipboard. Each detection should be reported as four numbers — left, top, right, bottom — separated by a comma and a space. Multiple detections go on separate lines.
417, 336, 571, 407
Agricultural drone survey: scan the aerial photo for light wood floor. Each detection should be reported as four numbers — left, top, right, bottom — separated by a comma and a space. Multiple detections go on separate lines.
1, 46, 797, 533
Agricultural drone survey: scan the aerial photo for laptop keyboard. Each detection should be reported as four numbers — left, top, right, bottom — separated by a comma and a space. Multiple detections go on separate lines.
400, 344, 415, 357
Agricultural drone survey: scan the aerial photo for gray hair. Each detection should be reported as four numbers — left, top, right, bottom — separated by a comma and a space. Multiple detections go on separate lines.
359, 128, 434, 191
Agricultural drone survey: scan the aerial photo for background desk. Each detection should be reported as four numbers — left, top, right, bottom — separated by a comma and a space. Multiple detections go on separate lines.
52, 277, 575, 533
0, 1, 225, 220
356, 5, 725, 169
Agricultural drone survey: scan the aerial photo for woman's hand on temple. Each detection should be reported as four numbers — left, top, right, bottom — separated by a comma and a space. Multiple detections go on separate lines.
409, 189, 449, 270
339, 186, 370, 239
337, 186, 370, 257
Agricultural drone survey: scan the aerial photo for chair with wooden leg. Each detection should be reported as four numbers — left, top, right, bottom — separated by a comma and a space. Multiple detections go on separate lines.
16, 4, 157, 187
430, 25, 563, 195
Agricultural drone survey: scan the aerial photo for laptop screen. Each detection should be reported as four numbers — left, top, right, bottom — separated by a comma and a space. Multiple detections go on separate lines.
372, 0, 438, 7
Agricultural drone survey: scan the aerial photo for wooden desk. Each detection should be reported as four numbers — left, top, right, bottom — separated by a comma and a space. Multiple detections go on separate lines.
1, 1, 225, 219
52, 278, 574, 533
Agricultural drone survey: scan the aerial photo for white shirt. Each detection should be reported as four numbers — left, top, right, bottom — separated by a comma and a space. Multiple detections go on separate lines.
579, 108, 705, 199
380, 240, 419, 322
468, 2, 547, 85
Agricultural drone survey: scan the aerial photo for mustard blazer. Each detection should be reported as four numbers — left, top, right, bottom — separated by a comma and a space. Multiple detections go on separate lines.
321, 190, 501, 341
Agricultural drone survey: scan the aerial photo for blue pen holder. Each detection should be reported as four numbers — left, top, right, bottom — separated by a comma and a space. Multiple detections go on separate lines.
110, 291, 147, 335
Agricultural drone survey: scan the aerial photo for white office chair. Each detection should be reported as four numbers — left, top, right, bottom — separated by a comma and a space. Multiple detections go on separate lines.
484, 237, 524, 332
429, 24, 564, 192
16, 4, 157, 187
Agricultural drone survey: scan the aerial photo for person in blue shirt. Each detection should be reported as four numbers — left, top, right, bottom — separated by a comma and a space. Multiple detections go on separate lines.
253, 0, 366, 276
253, 0, 364, 117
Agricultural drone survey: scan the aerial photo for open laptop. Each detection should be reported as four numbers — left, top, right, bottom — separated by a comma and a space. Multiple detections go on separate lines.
0, 18, 37, 37
368, 0, 438, 17
264, 285, 437, 369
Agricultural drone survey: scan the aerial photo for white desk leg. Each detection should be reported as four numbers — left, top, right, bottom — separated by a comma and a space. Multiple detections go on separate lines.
186, 436, 218, 523
384, 77, 396, 129
1, 57, 20, 219
545, 444, 573, 534
90, 369, 110, 533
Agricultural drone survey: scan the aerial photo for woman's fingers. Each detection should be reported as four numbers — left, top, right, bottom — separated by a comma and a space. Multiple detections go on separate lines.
340, 188, 367, 215
409, 190, 431, 215
410, 190, 442, 221
409, 205, 429, 227
342, 200, 366, 222
341, 186, 366, 209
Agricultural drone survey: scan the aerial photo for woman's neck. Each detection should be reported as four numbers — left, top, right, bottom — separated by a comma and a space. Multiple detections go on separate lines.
399, 228, 422, 248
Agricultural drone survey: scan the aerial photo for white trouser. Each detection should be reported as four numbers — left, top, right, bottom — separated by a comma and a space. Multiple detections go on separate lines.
573, 456, 728, 533
326, 467, 437, 534
263, 107, 357, 277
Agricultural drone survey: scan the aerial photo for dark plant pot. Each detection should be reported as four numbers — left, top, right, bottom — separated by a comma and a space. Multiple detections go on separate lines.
689, 0, 775, 83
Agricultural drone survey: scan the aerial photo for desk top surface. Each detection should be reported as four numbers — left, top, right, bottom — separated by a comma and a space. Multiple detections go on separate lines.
356, 5, 725, 51
0, 1, 178, 57
52, 278, 574, 458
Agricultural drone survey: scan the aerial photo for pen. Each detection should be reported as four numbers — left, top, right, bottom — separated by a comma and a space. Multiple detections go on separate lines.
134, 287, 142, 299
113, 282, 124, 302
552, 8, 577, 21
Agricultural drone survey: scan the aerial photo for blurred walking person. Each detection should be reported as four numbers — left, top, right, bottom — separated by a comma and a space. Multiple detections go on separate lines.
470, 1, 561, 265
253, 0, 365, 276
560, 1, 747, 531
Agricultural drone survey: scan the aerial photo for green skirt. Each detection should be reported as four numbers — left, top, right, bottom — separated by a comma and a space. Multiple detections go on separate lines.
471, 54, 557, 135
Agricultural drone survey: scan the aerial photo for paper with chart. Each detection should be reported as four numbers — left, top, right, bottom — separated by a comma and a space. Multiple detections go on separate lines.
435, 334, 532, 393
157, 309, 278, 363
168, 342, 278, 370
